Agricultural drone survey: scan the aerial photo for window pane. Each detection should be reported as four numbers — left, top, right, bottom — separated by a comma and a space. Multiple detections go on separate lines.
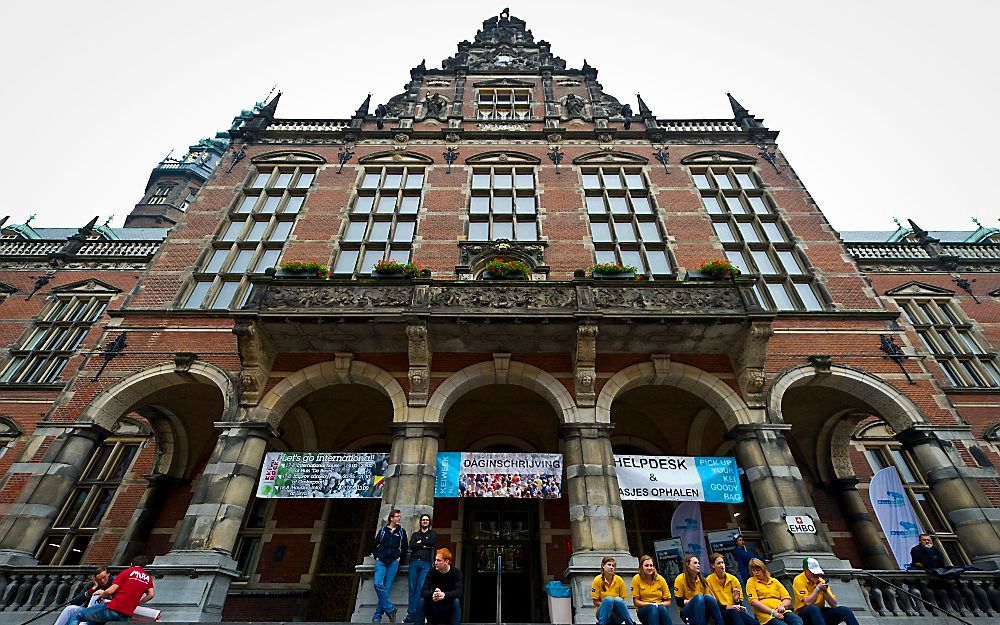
621, 250, 644, 272
393, 221, 415, 242
492, 221, 513, 240
939, 360, 961, 386
471, 196, 490, 214
255, 249, 281, 272
237, 195, 258, 213
250, 172, 270, 188
625, 174, 645, 190
912, 492, 948, 532
725, 196, 746, 214
751, 251, 776, 274
591, 222, 612, 243
295, 172, 314, 189
269, 221, 292, 242
646, 250, 671, 275
230, 249, 255, 273
205, 250, 228, 273
246, 221, 268, 241
405, 172, 424, 189
702, 196, 723, 214
939, 303, 962, 325
713, 171, 733, 190
864, 449, 888, 473
354, 195, 375, 214
57, 490, 90, 527
637, 221, 660, 242
761, 222, 785, 242
400, 196, 420, 214
220, 222, 243, 241
362, 173, 380, 188
183, 281, 212, 309
383, 173, 402, 189
515, 173, 534, 189
776, 251, 802, 274
515, 221, 537, 241
274, 173, 293, 189
586, 196, 606, 214
360, 250, 382, 273
334, 250, 359, 274
389, 249, 410, 263
284, 196, 305, 214
259, 196, 280, 214
735, 173, 756, 189
376, 196, 397, 213
767, 282, 795, 310
82, 488, 116, 527
962, 361, 987, 386
472, 173, 490, 189
613, 221, 636, 242
469, 221, 489, 240
211, 281, 240, 309
725, 250, 749, 274
493, 196, 513, 214
494, 173, 513, 189
603, 172, 623, 189
345, 221, 367, 242
794, 283, 823, 311
748, 196, 770, 215
981, 361, 1000, 386
369, 221, 390, 242
631, 196, 653, 214
737, 222, 760, 243
693, 174, 711, 189
712, 222, 735, 243
515, 196, 536, 214
582, 173, 601, 189
595, 250, 617, 265
889, 450, 918, 484
609, 196, 628, 214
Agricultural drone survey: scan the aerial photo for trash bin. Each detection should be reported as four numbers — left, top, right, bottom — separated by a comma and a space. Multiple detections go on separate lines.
545, 580, 573, 624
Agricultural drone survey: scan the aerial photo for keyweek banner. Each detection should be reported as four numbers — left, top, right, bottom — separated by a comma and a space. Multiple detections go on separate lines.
434, 452, 562, 498
671, 501, 708, 562
869, 466, 923, 568
614, 455, 743, 503
256, 452, 389, 498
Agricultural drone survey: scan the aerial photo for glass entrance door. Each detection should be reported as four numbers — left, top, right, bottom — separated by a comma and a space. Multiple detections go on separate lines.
463, 500, 541, 623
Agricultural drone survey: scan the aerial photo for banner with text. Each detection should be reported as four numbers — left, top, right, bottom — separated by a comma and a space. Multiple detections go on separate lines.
434, 452, 562, 498
869, 466, 923, 568
614, 455, 743, 503
256, 452, 389, 498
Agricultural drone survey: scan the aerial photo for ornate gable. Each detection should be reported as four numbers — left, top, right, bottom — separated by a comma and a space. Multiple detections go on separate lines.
680, 151, 758, 165
251, 150, 327, 165
883, 281, 956, 297
573, 151, 649, 166
51, 278, 121, 294
358, 150, 434, 165
465, 150, 541, 165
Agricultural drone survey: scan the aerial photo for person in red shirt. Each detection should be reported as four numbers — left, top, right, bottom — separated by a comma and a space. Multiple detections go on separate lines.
67, 556, 155, 625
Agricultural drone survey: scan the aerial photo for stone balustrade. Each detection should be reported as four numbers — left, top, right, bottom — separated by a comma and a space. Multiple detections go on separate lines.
854, 569, 1000, 622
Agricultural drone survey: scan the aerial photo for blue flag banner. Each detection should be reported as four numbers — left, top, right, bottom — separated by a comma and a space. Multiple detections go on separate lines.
615, 455, 743, 502
869, 466, 923, 568
671, 501, 708, 562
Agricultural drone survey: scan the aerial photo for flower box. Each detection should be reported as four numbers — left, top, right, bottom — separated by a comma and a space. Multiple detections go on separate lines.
372, 260, 422, 279
371, 270, 405, 279
483, 271, 527, 281
692, 259, 741, 280
482, 258, 530, 280
276, 261, 328, 279
592, 269, 636, 280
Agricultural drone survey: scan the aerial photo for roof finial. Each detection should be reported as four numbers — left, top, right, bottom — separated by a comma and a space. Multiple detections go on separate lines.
636, 93, 653, 118
103, 215, 114, 227
892, 217, 902, 229
355, 93, 372, 118
972, 216, 982, 227
25, 214, 36, 225
727, 92, 751, 122
500, 7, 510, 20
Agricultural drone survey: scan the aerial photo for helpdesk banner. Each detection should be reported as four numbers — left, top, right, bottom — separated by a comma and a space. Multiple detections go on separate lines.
435, 452, 562, 498
614, 455, 743, 503
257, 452, 389, 498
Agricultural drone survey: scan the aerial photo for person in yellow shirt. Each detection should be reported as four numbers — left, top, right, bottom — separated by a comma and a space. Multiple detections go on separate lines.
745, 559, 802, 625
630, 555, 672, 625
672, 555, 724, 625
792, 558, 859, 625
705, 553, 756, 625
592, 556, 636, 625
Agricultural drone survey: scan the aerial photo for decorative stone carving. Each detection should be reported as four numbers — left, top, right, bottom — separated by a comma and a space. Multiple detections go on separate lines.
476, 123, 530, 132
562, 94, 587, 120
494, 353, 511, 384
592, 287, 741, 312
406, 324, 431, 406
261, 286, 412, 309
445, 133, 462, 143
574, 324, 598, 406
427, 286, 575, 310
423, 93, 448, 121
730, 321, 773, 407
459, 238, 546, 269
233, 321, 276, 406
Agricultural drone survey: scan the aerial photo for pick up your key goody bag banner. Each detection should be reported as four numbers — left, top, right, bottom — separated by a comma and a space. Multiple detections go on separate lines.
614, 455, 744, 503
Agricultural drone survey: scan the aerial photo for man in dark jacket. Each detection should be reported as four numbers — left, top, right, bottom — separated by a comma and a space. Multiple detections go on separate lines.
910, 534, 946, 570
416, 548, 462, 625
372, 509, 408, 622
404, 514, 437, 623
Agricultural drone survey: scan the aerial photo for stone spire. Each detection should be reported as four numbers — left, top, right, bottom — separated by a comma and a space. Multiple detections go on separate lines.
727, 92, 751, 123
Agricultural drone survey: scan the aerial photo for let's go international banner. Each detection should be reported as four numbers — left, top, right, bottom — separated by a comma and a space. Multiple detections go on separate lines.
434, 452, 562, 498
614, 455, 743, 503
257, 452, 389, 498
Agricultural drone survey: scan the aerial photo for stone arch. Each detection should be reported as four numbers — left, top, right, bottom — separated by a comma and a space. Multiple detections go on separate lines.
251, 359, 406, 427
78, 361, 238, 431
768, 364, 927, 434
468, 434, 541, 452
425, 361, 577, 424
596, 361, 753, 428
814, 409, 864, 483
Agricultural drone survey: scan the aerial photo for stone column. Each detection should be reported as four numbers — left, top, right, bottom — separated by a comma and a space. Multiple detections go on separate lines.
0, 424, 108, 565
562, 420, 636, 624
112, 473, 184, 565
149, 421, 271, 622
351, 419, 441, 623
898, 427, 1000, 569
829, 477, 894, 569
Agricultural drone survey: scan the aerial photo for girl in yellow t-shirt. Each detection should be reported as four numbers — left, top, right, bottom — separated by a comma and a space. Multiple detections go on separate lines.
672, 555, 724, 625
705, 553, 756, 625
744, 559, 803, 625
630, 555, 672, 625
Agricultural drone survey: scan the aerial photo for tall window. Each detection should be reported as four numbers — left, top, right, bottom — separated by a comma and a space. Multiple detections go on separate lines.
181, 165, 314, 309
897, 298, 1000, 388
333, 167, 423, 275
0, 294, 108, 384
477, 88, 530, 120
233, 496, 272, 580
584, 168, 672, 276
468, 167, 538, 241
37, 437, 142, 564
694, 166, 822, 311
148, 185, 171, 205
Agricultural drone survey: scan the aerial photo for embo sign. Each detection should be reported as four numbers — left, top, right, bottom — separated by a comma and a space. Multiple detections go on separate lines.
785, 514, 817, 534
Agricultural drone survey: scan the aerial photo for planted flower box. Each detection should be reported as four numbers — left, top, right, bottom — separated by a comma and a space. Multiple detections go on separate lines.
589, 263, 637, 280
276, 261, 328, 279
482, 258, 530, 280
372, 260, 423, 279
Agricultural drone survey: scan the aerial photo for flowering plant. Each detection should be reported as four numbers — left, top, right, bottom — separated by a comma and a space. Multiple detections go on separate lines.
696, 259, 741, 279
589, 262, 637, 275
278, 260, 329, 278
484, 258, 530, 277
373, 259, 423, 277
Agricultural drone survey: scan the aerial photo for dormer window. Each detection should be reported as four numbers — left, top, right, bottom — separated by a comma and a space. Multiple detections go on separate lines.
477, 88, 531, 120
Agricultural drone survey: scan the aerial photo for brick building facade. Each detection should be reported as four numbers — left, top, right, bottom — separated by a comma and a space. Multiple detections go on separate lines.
0, 11, 998, 624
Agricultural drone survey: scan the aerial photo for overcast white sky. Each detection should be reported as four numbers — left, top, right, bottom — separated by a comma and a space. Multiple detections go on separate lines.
3, 1, 997, 232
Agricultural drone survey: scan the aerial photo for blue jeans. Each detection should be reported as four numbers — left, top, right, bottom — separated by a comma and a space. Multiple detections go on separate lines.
373, 558, 401, 621
67, 604, 127, 625
406, 559, 433, 620
796, 605, 859, 625
680, 594, 724, 625
637, 603, 673, 625
720, 607, 757, 625
597, 596, 635, 625
766, 611, 803, 625
415, 597, 460, 625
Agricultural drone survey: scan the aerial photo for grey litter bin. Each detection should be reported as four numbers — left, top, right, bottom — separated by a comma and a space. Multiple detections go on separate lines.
545, 581, 573, 624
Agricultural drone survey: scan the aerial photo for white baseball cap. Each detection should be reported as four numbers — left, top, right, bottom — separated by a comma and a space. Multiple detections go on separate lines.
803, 557, 824, 575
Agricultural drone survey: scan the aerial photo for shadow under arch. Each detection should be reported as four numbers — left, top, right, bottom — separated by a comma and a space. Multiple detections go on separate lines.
596, 361, 753, 429
768, 363, 927, 434
425, 361, 577, 424
77, 360, 238, 431
251, 359, 406, 427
